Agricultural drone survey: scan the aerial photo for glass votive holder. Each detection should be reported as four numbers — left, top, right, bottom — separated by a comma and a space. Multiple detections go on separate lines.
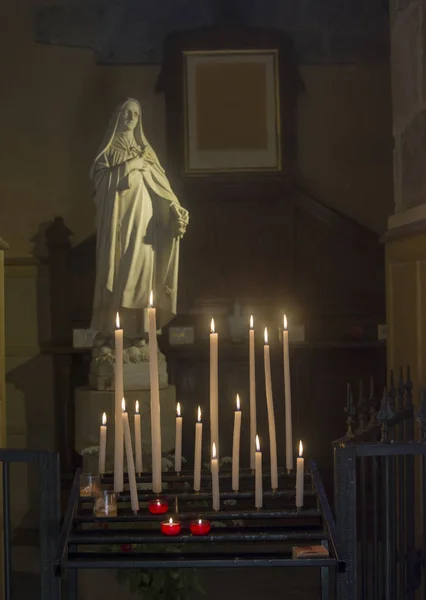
79, 474, 100, 497
148, 498, 169, 515
160, 517, 181, 536
190, 519, 211, 536
94, 490, 118, 517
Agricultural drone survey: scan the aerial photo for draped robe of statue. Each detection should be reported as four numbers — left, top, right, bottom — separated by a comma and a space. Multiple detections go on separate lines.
90, 99, 185, 337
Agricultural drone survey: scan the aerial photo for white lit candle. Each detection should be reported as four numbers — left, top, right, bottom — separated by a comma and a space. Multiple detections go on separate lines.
255, 434, 263, 509
264, 327, 278, 491
194, 406, 203, 492
122, 399, 139, 514
175, 402, 183, 474
210, 318, 219, 460
99, 412, 107, 476
114, 313, 124, 492
295, 440, 304, 508
211, 442, 220, 511
232, 394, 242, 492
249, 315, 257, 471
148, 291, 162, 493
283, 315, 293, 472
134, 401, 142, 475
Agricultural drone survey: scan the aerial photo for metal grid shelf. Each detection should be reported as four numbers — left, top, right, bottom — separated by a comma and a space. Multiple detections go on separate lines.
55, 460, 345, 599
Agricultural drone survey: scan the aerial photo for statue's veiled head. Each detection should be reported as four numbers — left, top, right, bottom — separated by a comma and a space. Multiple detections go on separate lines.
116, 99, 140, 134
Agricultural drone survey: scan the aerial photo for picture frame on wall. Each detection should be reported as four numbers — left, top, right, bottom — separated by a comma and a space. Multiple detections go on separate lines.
183, 49, 281, 175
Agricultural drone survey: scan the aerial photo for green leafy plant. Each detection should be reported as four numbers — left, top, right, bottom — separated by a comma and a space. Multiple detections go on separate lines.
115, 544, 204, 600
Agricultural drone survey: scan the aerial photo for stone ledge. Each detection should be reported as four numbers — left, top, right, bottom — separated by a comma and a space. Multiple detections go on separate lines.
384, 203, 426, 241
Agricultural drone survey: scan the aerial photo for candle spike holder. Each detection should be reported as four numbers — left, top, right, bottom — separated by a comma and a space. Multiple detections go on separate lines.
344, 383, 356, 438
377, 387, 395, 443
368, 376, 378, 427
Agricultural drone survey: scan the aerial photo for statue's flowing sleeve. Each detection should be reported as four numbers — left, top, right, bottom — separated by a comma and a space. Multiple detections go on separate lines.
92, 150, 130, 294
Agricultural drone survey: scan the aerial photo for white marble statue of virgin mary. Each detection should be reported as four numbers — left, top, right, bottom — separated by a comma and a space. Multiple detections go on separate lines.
90, 98, 188, 338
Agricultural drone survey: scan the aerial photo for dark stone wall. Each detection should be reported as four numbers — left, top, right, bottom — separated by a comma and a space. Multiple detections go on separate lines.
35, 0, 389, 65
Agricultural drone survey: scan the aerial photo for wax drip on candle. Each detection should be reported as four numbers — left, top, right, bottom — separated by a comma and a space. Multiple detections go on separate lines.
264, 327, 269, 345
177, 402, 181, 417
102, 412, 107, 425
149, 290, 154, 307
283, 314, 288, 331
197, 406, 201, 422
116, 312, 120, 329
256, 434, 260, 452
250, 315, 254, 330
299, 440, 303, 457
210, 318, 215, 333
135, 400, 139, 414
212, 442, 217, 460
121, 398, 126, 412
236, 394, 241, 411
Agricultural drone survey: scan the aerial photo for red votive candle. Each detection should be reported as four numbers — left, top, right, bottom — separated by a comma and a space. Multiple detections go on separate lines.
190, 519, 211, 536
161, 517, 181, 536
149, 498, 169, 515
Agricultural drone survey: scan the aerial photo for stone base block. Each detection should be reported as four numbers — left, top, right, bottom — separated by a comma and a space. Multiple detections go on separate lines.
75, 385, 176, 473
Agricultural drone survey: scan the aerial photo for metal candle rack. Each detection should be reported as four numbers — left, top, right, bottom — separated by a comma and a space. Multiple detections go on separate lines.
55, 462, 345, 599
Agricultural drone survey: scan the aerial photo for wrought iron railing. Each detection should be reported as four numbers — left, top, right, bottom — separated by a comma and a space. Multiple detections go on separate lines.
333, 367, 426, 600
0, 449, 61, 600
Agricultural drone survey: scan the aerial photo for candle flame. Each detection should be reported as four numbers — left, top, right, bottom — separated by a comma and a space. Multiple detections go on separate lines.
197, 406, 201, 422
283, 314, 288, 330
264, 327, 268, 344
121, 398, 126, 412
236, 394, 240, 410
116, 312, 120, 329
256, 434, 260, 452
102, 412, 107, 425
135, 400, 139, 414
157, 500, 161, 505
210, 318, 215, 333
169, 517, 173, 525
149, 290, 153, 307
299, 440, 303, 457
212, 442, 217, 459
250, 315, 254, 329
177, 402, 181, 417
198, 518, 202, 525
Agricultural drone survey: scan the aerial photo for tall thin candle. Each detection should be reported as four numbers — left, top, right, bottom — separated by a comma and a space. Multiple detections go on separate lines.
114, 313, 124, 492
175, 402, 183, 474
211, 442, 220, 511
122, 399, 139, 514
283, 315, 293, 472
249, 315, 257, 471
99, 412, 107, 476
148, 291, 162, 493
194, 406, 203, 492
134, 401, 142, 475
209, 318, 219, 460
232, 394, 242, 491
264, 327, 278, 491
255, 435, 263, 509
295, 440, 304, 508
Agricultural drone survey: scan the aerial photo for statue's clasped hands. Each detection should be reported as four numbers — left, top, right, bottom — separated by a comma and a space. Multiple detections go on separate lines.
171, 205, 189, 238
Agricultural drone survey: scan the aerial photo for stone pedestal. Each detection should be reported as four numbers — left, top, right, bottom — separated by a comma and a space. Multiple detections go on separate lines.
75, 385, 176, 472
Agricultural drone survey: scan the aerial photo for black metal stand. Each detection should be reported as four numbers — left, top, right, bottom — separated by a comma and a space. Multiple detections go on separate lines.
55, 462, 345, 599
